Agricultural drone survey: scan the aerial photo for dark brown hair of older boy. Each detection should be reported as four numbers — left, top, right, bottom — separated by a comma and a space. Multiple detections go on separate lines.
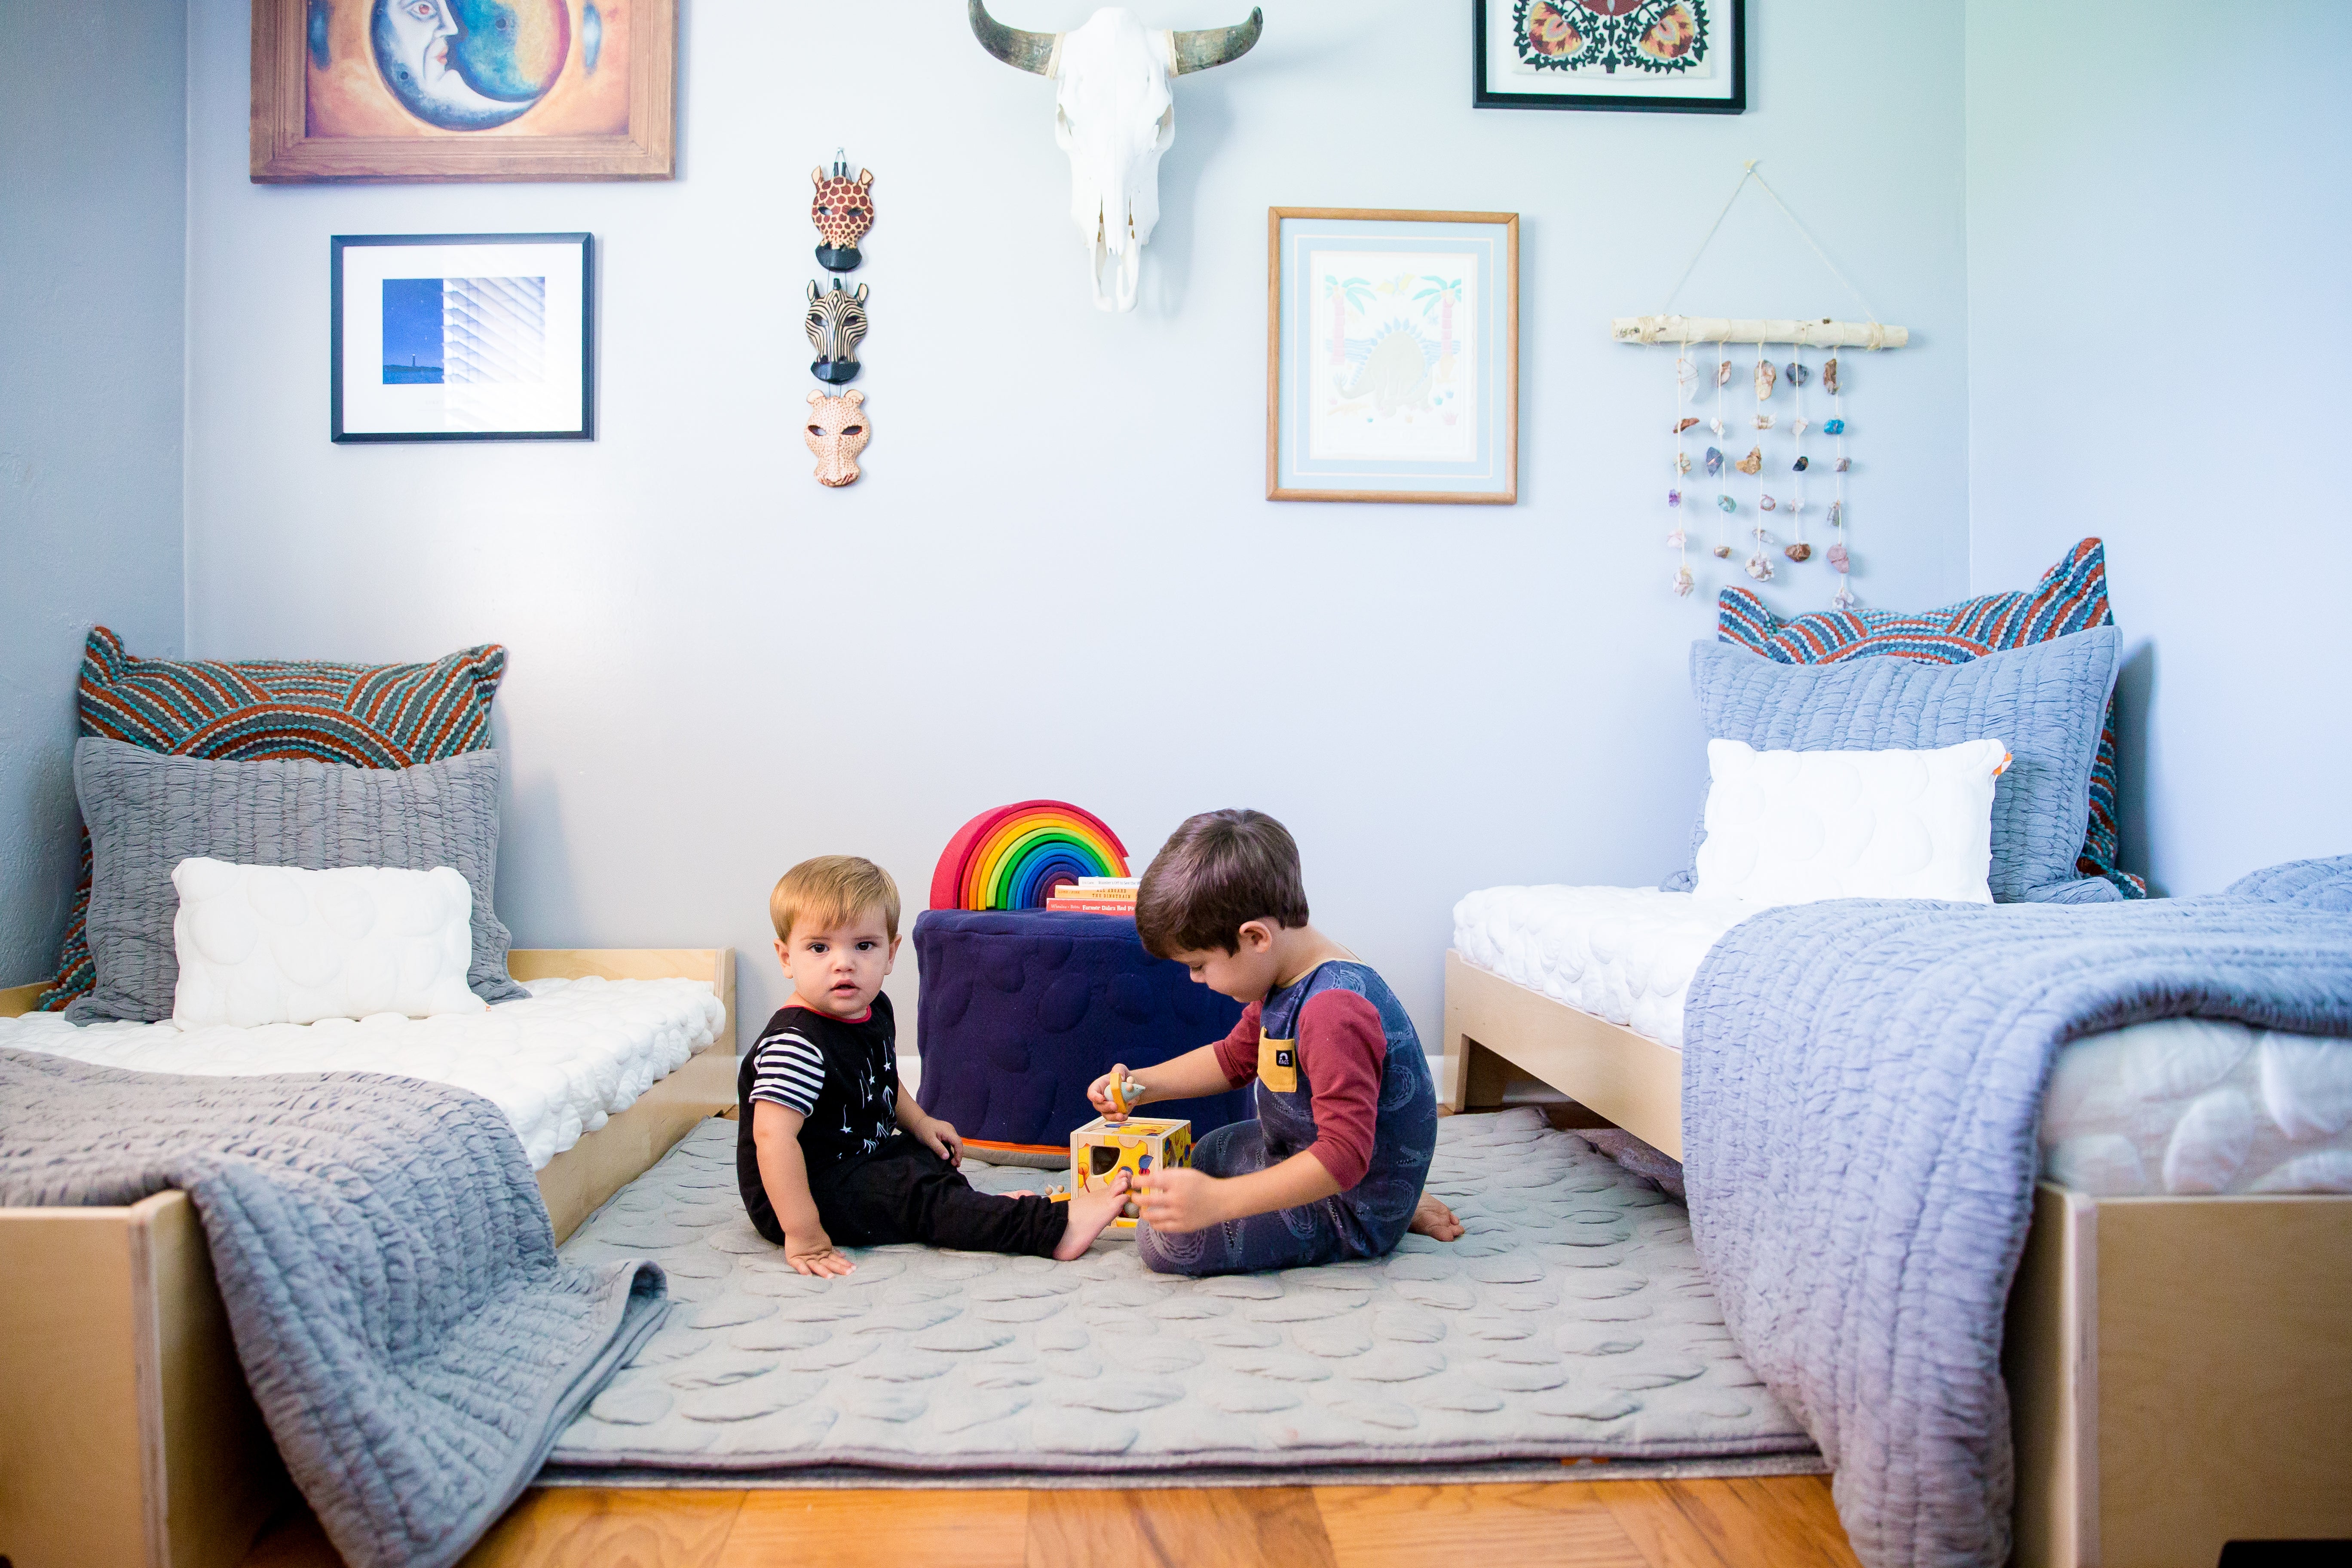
1135, 808, 1312, 959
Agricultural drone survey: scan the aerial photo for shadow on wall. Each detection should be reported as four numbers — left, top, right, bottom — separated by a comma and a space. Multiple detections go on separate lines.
2113, 637, 2157, 896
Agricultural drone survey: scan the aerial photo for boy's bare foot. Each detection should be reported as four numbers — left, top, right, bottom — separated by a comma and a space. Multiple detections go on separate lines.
1053, 1172, 1131, 1260
1409, 1191, 1464, 1243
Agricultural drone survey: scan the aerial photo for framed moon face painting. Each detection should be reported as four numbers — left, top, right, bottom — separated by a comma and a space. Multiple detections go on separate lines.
1473, 0, 1744, 115
331, 233, 593, 442
252, 0, 677, 181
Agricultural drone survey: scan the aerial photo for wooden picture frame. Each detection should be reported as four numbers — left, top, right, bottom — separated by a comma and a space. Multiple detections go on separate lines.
331, 232, 595, 443
1267, 208, 1519, 505
1472, 0, 1745, 116
251, 0, 677, 183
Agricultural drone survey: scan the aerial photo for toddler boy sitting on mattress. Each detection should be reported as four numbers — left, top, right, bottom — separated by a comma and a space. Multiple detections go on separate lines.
737, 856, 1131, 1277
1090, 809, 1461, 1276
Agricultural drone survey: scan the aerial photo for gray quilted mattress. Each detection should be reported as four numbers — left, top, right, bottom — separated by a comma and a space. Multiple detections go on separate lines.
546, 1107, 1811, 1474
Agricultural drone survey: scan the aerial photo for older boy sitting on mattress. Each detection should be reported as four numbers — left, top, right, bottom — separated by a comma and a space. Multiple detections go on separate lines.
1090, 809, 1461, 1276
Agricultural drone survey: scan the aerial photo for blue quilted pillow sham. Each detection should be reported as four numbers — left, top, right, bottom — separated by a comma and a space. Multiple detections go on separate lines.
1665, 627, 2123, 904
1714, 539, 2142, 897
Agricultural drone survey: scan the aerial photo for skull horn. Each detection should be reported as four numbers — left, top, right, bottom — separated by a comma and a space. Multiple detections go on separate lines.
969, 0, 1058, 75
1170, 6, 1263, 74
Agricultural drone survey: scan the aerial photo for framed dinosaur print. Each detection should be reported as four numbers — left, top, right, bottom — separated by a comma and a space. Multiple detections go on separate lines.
1267, 208, 1519, 504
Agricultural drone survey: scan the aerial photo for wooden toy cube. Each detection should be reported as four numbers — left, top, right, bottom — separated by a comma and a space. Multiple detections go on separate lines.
1069, 1116, 1192, 1231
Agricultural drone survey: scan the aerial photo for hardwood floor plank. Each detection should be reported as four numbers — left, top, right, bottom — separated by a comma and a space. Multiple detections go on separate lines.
240, 1490, 747, 1568
1314, 1481, 1647, 1567
1025, 1486, 1335, 1568
719, 1488, 1027, 1568
457, 1487, 744, 1568
1601, 1476, 1861, 1568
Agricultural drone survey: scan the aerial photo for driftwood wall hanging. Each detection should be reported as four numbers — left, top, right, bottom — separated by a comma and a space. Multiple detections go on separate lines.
1626, 162, 1906, 609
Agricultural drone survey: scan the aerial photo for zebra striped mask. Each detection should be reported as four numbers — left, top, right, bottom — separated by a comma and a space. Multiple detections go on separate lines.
806, 279, 869, 386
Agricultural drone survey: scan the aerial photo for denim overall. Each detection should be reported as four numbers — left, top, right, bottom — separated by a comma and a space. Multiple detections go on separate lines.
1139, 960, 1437, 1276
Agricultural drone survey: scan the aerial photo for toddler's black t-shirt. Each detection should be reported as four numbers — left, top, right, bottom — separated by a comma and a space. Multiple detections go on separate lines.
735, 996, 898, 1234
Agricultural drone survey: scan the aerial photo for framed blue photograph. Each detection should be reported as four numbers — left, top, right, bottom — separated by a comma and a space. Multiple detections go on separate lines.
331, 232, 593, 442
1267, 209, 1518, 504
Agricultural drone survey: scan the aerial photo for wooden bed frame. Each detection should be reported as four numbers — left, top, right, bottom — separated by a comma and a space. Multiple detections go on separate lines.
0, 948, 738, 1568
1444, 949, 2352, 1568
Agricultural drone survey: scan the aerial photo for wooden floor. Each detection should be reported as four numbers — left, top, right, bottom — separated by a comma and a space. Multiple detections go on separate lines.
242, 1473, 1862, 1567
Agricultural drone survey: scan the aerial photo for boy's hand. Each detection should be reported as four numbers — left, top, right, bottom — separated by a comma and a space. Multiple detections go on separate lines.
1087, 1064, 1142, 1117
916, 1116, 962, 1168
1135, 1166, 1226, 1235
785, 1232, 855, 1278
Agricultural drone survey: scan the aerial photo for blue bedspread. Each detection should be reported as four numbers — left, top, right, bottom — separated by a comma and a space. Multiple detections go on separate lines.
1679, 856, 2352, 1568
0, 1050, 668, 1568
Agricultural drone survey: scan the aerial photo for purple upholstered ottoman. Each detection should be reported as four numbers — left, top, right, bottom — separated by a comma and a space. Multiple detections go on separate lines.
912, 909, 1251, 1167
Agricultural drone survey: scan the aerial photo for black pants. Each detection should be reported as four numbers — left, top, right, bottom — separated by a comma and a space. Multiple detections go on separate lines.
805, 1133, 1068, 1258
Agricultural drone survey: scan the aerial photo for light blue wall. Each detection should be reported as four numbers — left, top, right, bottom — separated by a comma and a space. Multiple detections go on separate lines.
181, 1, 1974, 1045
1966, 0, 2352, 894
0, 3, 188, 986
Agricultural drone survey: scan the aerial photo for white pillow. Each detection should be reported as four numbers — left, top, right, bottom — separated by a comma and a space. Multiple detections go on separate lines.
171, 858, 487, 1027
1691, 738, 2010, 906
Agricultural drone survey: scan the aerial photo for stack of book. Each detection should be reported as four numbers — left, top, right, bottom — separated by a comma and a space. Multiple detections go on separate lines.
1045, 876, 1141, 916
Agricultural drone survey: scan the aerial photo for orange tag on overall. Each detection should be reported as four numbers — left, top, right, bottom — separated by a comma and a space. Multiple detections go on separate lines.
1257, 1032, 1299, 1093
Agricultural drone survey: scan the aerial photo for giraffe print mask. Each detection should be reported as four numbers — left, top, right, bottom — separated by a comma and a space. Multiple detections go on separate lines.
811, 163, 875, 271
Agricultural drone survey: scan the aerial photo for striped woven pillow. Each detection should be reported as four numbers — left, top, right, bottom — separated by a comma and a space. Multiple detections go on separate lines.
33, 628, 508, 1009
1714, 538, 2143, 897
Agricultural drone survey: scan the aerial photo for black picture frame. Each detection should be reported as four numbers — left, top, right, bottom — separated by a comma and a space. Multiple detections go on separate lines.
1473, 0, 1746, 116
330, 232, 595, 443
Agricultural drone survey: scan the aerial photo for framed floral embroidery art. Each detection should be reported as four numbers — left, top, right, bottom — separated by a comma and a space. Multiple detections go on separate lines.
1473, 0, 1745, 115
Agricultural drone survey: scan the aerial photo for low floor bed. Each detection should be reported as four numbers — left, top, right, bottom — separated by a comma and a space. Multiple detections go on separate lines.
1443, 889, 2352, 1568
0, 947, 738, 1568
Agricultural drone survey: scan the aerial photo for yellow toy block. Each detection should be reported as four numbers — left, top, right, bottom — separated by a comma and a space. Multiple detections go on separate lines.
1069, 1115, 1192, 1231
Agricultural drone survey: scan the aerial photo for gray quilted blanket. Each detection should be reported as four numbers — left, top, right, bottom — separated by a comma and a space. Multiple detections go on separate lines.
0, 1049, 666, 1568
1679, 855, 2352, 1568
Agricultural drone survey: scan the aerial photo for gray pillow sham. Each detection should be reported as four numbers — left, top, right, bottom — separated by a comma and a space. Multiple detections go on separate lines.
67, 739, 528, 1023
1663, 628, 2123, 904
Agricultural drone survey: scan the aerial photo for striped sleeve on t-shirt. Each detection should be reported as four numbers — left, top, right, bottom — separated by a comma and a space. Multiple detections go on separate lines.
747, 1031, 827, 1116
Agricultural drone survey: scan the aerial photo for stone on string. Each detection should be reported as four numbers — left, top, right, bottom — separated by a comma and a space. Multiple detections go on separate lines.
1755, 361, 1777, 400
1792, 456, 1809, 472
1792, 418, 1811, 435
1833, 579, 1856, 609
1828, 542, 1851, 572
1666, 527, 1687, 548
1716, 494, 1738, 513
1823, 358, 1841, 395
1676, 357, 1699, 391
1674, 417, 1699, 433
1713, 544, 1733, 558
1677, 451, 1693, 473
1823, 418, 1847, 435
1829, 501, 1844, 527
1717, 359, 1734, 386
1760, 495, 1779, 511
1783, 361, 1809, 386
1668, 489, 1683, 507
1746, 554, 1776, 582
1704, 447, 1724, 476
1754, 413, 1775, 430
1835, 457, 1851, 472
1674, 563, 1695, 597
1785, 542, 1813, 563
1735, 447, 1763, 475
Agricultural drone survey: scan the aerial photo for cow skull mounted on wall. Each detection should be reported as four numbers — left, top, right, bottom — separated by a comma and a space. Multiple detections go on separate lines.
970, 0, 1262, 312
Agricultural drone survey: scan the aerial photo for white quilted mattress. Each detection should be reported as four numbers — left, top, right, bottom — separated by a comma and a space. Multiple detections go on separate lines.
0, 976, 725, 1170
1452, 885, 2352, 1196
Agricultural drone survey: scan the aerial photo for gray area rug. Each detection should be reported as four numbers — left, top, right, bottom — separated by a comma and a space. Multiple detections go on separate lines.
546, 1107, 1813, 1475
